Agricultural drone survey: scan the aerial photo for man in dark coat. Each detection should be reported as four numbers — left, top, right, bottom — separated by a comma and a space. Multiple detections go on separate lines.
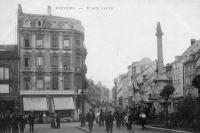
99, 109, 104, 127
5, 113, 12, 133
105, 111, 114, 133
12, 113, 20, 133
86, 109, 95, 133
19, 114, 27, 133
28, 112, 35, 133
115, 111, 121, 128
56, 113, 61, 128
0, 114, 4, 133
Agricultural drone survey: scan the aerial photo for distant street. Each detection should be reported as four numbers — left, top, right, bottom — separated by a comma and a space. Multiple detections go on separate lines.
23, 122, 169, 133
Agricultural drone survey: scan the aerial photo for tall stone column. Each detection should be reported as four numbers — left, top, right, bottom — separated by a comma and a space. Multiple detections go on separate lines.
156, 22, 164, 74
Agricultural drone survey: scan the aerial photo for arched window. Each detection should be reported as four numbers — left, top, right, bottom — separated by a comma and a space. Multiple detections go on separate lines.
23, 18, 31, 27
38, 21, 41, 27
35, 19, 43, 27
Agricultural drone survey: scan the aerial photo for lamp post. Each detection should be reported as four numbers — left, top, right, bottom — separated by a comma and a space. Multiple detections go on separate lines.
81, 88, 85, 126
81, 77, 87, 127
131, 76, 135, 105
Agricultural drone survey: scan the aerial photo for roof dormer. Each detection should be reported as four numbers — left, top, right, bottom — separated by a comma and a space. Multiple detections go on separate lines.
23, 18, 31, 27
35, 18, 43, 28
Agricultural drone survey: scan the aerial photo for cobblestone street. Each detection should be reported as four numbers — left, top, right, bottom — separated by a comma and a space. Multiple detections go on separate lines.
22, 122, 179, 133
79, 124, 168, 133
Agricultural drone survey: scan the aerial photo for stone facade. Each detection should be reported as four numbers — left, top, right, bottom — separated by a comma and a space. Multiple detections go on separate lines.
0, 45, 19, 113
183, 50, 200, 98
170, 56, 184, 98
167, 39, 200, 99
127, 58, 153, 103
17, 5, 87, 118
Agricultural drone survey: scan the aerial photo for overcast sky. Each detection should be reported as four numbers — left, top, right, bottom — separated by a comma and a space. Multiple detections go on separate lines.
0, 0, 200, 89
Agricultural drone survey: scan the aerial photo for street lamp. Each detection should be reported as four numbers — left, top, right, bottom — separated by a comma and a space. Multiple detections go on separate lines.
131, 76, 135, 104
81, 77, 88, 127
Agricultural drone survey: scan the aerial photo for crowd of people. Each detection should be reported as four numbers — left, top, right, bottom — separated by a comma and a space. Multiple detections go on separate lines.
85, 103, 154, 133
0, 111, 61, 133
0, 112, 34, 133
0, 103, 154, 133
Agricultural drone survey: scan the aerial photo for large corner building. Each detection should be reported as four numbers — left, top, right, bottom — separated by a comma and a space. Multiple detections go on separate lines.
17, 5, 87, 118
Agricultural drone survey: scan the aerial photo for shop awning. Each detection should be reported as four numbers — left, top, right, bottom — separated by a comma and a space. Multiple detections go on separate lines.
53, 97, 75, 110
23, 97, 48, 111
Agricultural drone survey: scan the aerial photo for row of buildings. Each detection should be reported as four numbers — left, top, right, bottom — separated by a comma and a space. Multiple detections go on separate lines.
112, 22, 200, 113
0, 5, 87, 119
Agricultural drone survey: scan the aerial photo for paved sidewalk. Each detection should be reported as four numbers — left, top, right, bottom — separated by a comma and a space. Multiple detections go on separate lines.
77, 124, 193, 133
24, 122, 83, 133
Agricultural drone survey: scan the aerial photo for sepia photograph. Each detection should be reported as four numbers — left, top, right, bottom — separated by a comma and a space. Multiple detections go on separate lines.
0, 0, 200, 133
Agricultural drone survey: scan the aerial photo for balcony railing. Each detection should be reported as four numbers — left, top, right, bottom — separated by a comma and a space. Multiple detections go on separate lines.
63, 65, 71, 72
36, 66, 44, 71
51, 66, 60, 72
23, 67, 31, 71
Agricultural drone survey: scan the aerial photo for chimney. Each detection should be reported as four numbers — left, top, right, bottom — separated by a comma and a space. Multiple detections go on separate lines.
191, 39, 197, 46
47, 6, 51, 15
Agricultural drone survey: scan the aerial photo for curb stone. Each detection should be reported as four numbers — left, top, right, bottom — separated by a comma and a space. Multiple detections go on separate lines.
77, 126, 90, 133
76, 125, 193, 133
147, 126, 194, 133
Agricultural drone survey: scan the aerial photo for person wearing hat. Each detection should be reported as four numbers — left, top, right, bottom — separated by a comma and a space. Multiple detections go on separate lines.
86, 108, 95, 133
28, 112, 35, 133
105, 110, 114, 133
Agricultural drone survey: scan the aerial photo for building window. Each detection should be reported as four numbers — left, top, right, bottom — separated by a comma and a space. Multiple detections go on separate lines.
52, 55, 59, 67
36, 77, 44, 90
24, 77, 31, 90
36, 36, 43, 48
35, 19, 42, 27
63, 39, 70, 49
76, 40, 81, 46
64, 77, 70, 90
75, 55, 81, 68
0, 67, 9, 80
63, 55, 70, 69
52, 76, 58, 90
75, 76, 82, 89
51, 33, 58, 48
24, 58, 31, 67
36, 56, 43, 67
38, 21, 41, 27
24, 39, 30, 48
23, 18, 31, 27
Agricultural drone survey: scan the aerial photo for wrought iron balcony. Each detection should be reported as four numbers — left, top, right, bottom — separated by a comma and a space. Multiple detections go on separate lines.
63, 65, 71, 72
23, 67, 31, 71
51, 66, 60, 72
